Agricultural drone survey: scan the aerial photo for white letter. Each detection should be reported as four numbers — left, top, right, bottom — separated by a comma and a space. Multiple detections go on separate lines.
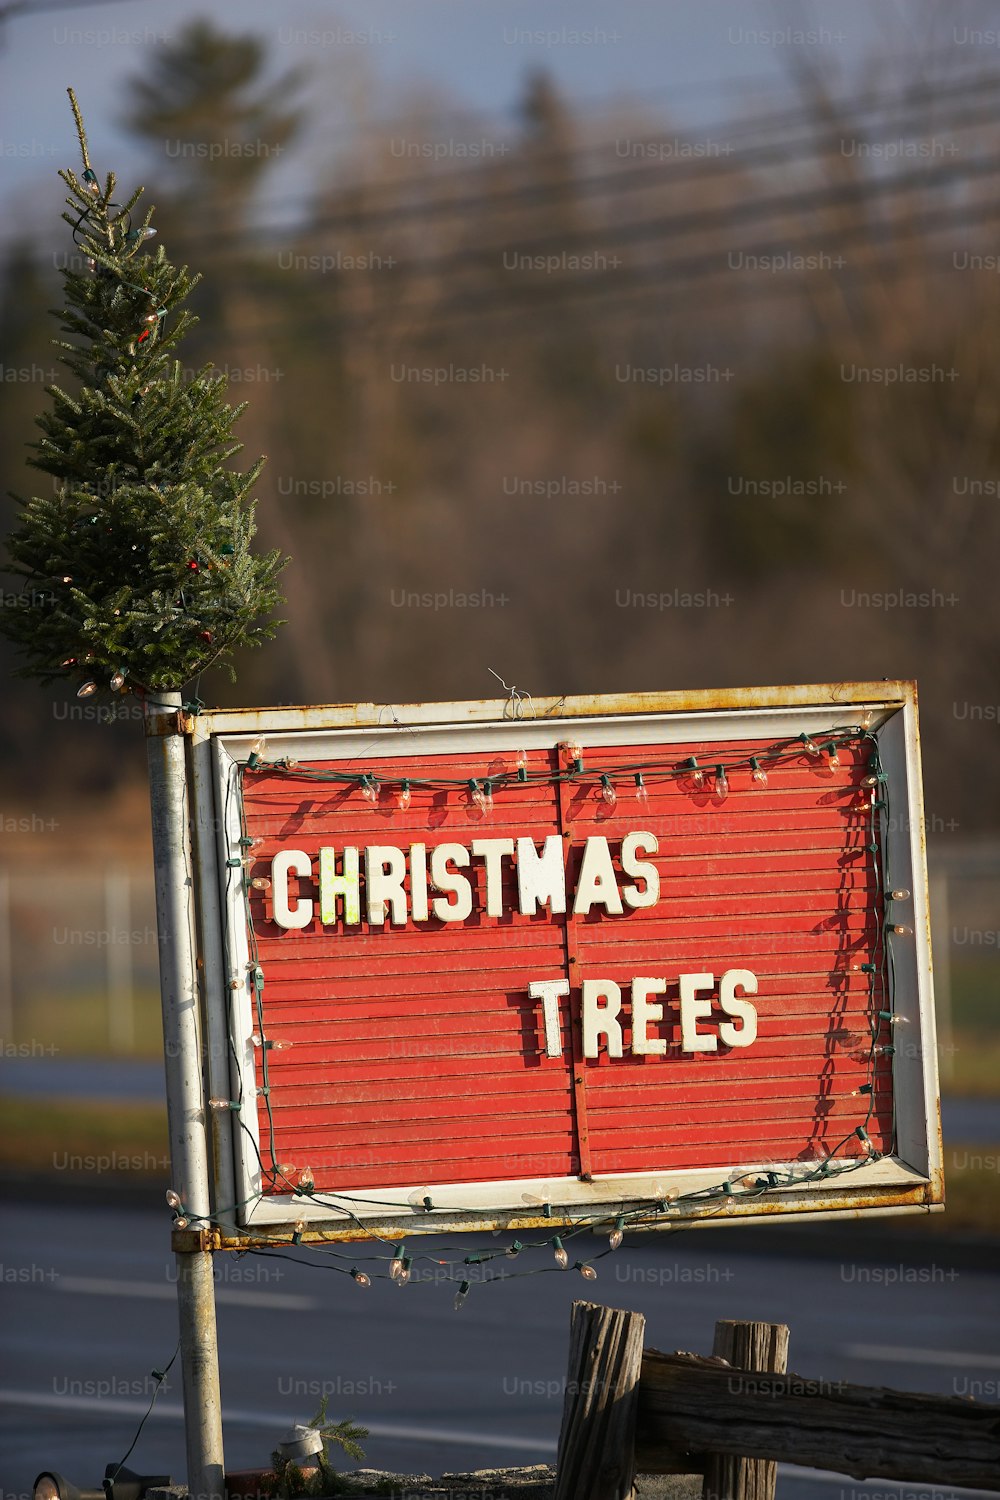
272, 849, 313, 930
431, 843, 472, 922
582, 979, 623, 1058
365, 846, 408, 926
621, 831, 660, 909
319, 846, 361, 927
471, 837, 515, 917
718, 969, 758, 1048
529, 979, 569, 1057
679, 972, 717, 1053
409, 843, 429, 922
573, 836, 624, 916
517, 834, 567, 915
631, 977, 667, 1055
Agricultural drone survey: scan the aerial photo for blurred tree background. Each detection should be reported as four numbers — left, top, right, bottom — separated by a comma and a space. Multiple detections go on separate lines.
2, 16, 1000, 836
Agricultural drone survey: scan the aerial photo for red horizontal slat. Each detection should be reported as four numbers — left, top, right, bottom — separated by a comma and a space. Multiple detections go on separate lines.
238, 731, 894, 1197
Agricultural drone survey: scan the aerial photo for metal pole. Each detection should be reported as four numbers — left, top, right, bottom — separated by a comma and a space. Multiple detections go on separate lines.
105, 865, 134, 1053
144, 691, 225, 1500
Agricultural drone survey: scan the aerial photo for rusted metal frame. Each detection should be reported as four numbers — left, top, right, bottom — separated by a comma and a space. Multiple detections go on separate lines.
189, 733, 240, 1235
556, 742, 593, 1182
174, 1180, 941, 1255
193, 682, 940, 1234
189, 681, 916, 745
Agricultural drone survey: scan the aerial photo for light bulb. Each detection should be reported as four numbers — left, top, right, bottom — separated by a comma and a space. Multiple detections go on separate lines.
577, 1262, 598, 1281
506, 1239, 523, 1258
174, 1216, 189, 1230
825, 743, 841, 769
83, 168, 100, 195
608, 1218, 625, 1250
714, 766, 729, 800
516, 749, 528, 783
389, 1246, 407, 1282
454, 1279, 471, 1311
292, 1218, 306, 1235
361, 775, 380, 804
247, 734, 267, 769
891, 889, 911, 901
351, 1268, 371, 1287
799, 734, 821, 757
395, 1256, 412, 1287
687, 757, 705, 789
634, 773, 649, 805
566, 741, 583, 764
284, 756, 300, 770
471, 780, 494, 816
251, 876, 271, 892
750, 758, 768, 788
208, 1097, 238, 1112
86, 256, 97, 272
76, 680, 98, 698
888, 924, 912, 936
875, 1043, 895, 1056
880, 1011, 909, 1024
276, 1163, 296, 1176
552, 1237, 568, 1269
165, 1189, 182, 1210
298, 1167, 314, 1191
600, 775, 617, 808
61, 575, 73, 584
398, 780, 411, 811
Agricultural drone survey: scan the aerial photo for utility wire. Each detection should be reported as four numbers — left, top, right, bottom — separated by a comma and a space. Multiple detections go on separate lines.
2, 70, 998, 258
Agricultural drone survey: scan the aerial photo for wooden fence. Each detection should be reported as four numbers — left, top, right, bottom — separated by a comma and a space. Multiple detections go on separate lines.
554, 1301, 1000, 1500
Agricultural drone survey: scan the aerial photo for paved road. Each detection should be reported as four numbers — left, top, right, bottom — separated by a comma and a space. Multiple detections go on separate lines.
1, 1200, 998, 1499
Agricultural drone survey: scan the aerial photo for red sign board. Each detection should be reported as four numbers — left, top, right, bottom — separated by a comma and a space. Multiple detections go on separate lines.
192, 684, 942, 1238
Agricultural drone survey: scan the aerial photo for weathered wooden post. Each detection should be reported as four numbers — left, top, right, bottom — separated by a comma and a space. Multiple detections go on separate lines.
701, 1320, 789, 1500
554, 1300, 647, 1500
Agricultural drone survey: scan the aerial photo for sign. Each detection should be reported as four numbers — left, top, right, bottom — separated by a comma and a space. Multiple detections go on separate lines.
188, 683, 943, 1240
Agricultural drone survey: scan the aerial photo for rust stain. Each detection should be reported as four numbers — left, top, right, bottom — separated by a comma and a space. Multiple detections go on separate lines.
171, 1185, 941, 1254
191, 682, 917, 744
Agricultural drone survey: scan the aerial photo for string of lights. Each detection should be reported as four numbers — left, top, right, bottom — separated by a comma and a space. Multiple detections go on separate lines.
164, 720, 910, 1305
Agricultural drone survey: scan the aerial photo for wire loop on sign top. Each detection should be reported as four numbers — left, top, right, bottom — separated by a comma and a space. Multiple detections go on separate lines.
488, 666, 535, 720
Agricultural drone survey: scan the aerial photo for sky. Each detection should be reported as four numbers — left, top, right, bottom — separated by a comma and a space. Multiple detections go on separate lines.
0, 0, 973, 246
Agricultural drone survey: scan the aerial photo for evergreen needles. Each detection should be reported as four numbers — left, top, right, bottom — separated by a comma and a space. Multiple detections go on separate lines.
0, 87, 286, 696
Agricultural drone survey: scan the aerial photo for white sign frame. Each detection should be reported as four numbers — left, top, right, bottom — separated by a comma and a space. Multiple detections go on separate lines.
187, 682, 943, 1242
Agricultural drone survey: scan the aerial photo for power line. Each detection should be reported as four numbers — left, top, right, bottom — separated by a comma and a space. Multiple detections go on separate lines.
2, 69, 998, 260
171, 192, 1000, 354
200, 144, 1000, 292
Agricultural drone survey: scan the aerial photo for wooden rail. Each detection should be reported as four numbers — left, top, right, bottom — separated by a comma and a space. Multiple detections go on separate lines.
556, 1302, 1000, 1499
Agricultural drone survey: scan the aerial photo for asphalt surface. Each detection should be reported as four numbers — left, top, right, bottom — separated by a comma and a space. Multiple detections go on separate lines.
2, 1198, 998, 1500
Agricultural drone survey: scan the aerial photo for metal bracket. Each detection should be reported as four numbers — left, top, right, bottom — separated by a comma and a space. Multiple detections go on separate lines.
145, 710, 195, 739
172, 1226, 222, 1253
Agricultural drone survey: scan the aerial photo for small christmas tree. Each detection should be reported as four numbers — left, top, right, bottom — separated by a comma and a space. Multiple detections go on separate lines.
0, 88, 285, 699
